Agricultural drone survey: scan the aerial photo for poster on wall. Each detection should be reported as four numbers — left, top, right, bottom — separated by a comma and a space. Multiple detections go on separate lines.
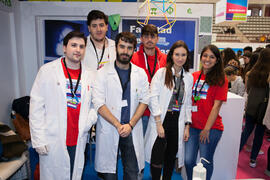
42, 18, 198, 69
44, 19, 115, 64
122, 18, 197, 68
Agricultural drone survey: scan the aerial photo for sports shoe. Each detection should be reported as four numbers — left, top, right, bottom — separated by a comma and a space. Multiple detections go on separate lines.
249, 159, 257, 168
259, 150, 264, 155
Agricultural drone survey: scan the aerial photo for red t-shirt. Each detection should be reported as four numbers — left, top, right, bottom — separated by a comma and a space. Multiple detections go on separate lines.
191, 71, 228, 131
61, 60, 81, 146
131, 44, 167, 116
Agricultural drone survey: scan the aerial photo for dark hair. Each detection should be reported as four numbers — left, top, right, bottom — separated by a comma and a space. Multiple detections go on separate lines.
254, 47, 264, 53
245, 53, 259, 73
224, 66, 237, 76
248, 48, 270, 88
243, 51, 252, 58
200, 44, 225, 86
165, 40, 190, 89
87, 10, 108, 26
115, 32, 137, 49
141, 24, 158, 36
222, 47, 238, 66
243, 46, 253, 53
63, 31, 87, 46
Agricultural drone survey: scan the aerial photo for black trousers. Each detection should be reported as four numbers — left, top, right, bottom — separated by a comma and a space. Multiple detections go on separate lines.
151, 111, 179, 180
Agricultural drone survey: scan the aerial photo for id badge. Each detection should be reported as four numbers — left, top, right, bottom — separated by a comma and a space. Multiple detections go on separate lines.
67, 101, 78, 109
192, 106, 198, 112
121, 100, 128, 107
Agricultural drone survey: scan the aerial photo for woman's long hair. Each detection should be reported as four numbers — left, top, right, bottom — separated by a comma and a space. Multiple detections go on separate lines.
222, 47, 238, 66
201, 45, 225, 86
165, 40, 190, 90
248, 48, 270, 88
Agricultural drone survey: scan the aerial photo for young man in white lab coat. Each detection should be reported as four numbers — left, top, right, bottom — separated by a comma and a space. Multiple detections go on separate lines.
93, 32, 149, 180
30, 31, 97, 180
83, 10, 116, 71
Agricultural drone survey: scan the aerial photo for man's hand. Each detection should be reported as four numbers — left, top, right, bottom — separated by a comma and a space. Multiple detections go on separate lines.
119, 124, 132, 137
35, 145, 49, 155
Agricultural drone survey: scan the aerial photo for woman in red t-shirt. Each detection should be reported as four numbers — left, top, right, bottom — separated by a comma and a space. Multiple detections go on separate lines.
184, 45, 228, 180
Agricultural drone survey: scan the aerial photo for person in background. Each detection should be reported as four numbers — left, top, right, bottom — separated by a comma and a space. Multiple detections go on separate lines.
237, 50, 242, 59
131, 24, 167, 135
263, 74, 270, 177
224, 66, 245, 96
30, 31, 97, 180
242, 51, 252, 82
93, 32, 149, 180
144, 40, 193, 180
83, 10, 116, 71
239, 48, 270, 168
185, 44, 228, 180
243, 46, 253, 54
221, 47, 238, 66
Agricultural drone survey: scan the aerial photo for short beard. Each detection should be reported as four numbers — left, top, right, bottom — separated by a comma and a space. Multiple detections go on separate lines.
116, 53, 131, 65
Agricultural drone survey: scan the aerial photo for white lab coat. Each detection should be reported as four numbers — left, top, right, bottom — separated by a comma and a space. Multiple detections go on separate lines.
92, 63, 149, 173
82, 35, 116, 71
30, 58, 97, 180
144, 67, 193, 168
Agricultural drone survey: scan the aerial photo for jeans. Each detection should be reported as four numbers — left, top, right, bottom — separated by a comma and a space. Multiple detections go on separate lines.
239, 114, 265, 160
98, 134, 139, 180
185, 127, 222, 180
67, 145, 77, 179
142, 116, 149, 136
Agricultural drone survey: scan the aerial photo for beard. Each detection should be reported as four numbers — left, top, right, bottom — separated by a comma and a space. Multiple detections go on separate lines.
116, 52, 132, 65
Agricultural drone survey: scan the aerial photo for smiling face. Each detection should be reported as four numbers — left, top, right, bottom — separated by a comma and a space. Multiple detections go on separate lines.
63, 37, 86, 67
88, 18, 108, 42
172, 47, 187, 69
201, 48, 217, 74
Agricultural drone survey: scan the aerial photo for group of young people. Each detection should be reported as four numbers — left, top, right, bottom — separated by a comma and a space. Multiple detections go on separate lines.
221, 45, 270, 171
29, 10, 230, 180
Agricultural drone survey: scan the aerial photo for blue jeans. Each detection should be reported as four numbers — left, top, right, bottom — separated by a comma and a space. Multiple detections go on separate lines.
239, 114, 265, 160
142, 116, 149, 136
185, 127, 222, 180
98, 134, 139, 180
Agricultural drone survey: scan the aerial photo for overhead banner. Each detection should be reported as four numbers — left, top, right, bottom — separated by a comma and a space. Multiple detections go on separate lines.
226, 0, 248, 21
216, 0, 248, 24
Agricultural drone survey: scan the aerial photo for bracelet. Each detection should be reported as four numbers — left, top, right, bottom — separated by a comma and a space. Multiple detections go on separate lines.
155, 119, 161, 123
128, 122, 133, 130
185, 122, 192, 126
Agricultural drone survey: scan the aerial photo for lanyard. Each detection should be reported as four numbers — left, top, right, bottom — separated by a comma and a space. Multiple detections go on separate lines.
114, 61, 131, 96
90, 37, 105, 69
144, 50, 157, 79
194, 71, 206, 102
173, 68, 184, 100
63, 58, 81, 98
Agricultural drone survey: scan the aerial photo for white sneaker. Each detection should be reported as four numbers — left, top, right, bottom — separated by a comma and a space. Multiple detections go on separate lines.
259, 150, 264, 155
249, 160, 257, 168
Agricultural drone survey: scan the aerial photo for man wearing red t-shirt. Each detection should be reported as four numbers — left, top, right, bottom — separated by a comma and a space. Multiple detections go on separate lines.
30, 31, 97, 180
131, 24, 167, 134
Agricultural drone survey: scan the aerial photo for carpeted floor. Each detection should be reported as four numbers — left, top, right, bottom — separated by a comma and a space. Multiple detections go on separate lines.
236, 135, 270, 179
